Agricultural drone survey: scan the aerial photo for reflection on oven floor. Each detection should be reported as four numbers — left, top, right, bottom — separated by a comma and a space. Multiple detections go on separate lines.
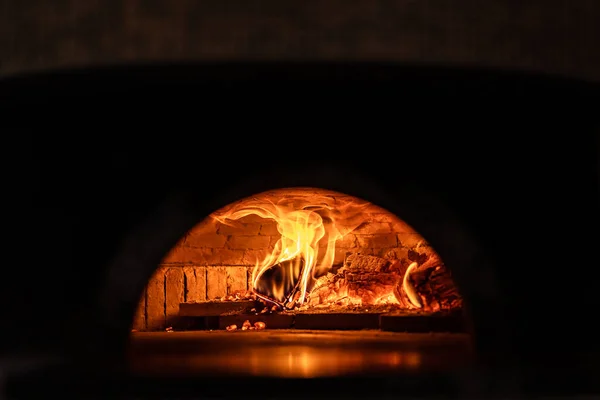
128, 330, 472, 378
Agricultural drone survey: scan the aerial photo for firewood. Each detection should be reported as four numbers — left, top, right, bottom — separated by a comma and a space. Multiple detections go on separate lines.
194, 250, 463, 314
393, 261, 431, 309
252, 258, 306, 309
344, 253, 392, 272
304, 253, 403, 306
393, 253, 463, 312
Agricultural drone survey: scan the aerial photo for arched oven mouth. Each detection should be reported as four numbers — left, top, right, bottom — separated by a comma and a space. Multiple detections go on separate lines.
127, 187, 472, 379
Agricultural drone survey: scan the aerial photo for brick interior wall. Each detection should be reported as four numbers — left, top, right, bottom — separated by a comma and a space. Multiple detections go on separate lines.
132, 188, 436, 331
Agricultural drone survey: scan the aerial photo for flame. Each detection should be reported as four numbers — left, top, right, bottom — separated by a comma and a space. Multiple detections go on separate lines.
402, 262, 423, 308
212, 190, 369, 306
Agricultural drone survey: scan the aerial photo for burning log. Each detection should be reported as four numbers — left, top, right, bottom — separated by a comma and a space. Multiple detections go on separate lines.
305, 251, 462, 312
393, 262, 422, 309
393, 253, 463, 312
251, 258, 307, 310
209, 249, 462, 314
285, 290, 302, 310
252, 291, 284, 309
306, 254, 400, 306
345, 253, 392, 272
416, 265, 463, 312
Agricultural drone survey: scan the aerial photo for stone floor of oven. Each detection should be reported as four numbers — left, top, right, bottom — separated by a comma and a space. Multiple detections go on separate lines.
127, 330, 473, 378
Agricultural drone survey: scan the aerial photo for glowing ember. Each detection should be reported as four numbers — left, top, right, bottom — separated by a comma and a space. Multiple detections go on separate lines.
212, 191, 369, 308
226, 320, 267, 332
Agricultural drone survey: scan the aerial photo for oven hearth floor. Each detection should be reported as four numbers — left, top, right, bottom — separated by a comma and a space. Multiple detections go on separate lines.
128, 330, 472, 378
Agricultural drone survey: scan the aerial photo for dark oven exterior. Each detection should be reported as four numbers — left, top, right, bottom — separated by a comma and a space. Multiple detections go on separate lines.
2, 64, 599, 398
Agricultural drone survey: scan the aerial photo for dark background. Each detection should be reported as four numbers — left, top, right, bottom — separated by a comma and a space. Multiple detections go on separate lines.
1, 1, 600, 398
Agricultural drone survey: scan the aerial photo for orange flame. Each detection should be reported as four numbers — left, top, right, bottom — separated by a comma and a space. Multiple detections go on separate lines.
212, 190, 369, 306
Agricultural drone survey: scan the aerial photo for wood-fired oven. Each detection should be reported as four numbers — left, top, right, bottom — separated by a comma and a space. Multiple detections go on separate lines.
3, 62, 598, 398
127, 187, 471, 378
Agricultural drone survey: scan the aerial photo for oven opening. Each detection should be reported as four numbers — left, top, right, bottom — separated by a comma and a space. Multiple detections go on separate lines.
127, 187, 472, 378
